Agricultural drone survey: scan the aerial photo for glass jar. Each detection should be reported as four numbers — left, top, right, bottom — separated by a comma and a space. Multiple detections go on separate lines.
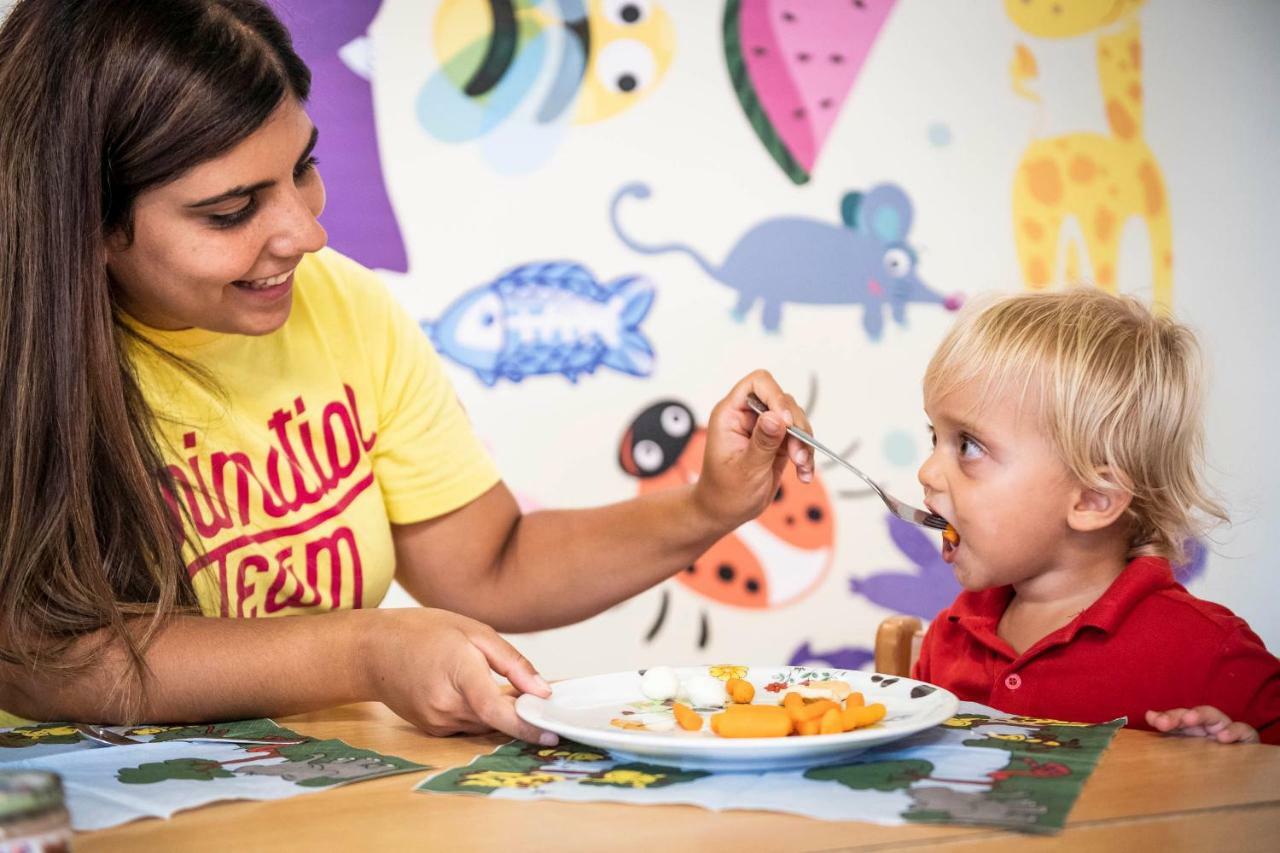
0, 770, 71, 852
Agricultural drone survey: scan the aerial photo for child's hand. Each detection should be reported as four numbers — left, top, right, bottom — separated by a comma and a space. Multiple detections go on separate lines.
1145, 707, 1259, 744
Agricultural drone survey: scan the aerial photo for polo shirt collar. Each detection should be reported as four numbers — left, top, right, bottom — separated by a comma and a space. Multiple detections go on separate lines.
943, 556, 1177, 661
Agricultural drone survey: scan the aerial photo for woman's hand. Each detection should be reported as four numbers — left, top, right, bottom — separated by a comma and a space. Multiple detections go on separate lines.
366, 608, 558, 745
692, 370, 814, 532
1145, 706, 1260, 744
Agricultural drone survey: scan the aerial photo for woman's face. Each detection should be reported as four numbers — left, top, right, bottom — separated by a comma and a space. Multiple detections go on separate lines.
106, 97, 327, 335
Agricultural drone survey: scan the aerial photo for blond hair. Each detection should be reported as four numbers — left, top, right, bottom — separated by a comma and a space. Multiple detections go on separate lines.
924, 288, 1226, 563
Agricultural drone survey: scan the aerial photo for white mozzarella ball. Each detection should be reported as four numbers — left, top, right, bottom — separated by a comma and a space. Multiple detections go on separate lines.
683, 675, 727, 708
640, 666, 680, 701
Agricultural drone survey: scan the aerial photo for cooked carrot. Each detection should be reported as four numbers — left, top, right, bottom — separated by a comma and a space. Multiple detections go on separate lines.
710, 705, 793, 738
795, 718, 821, 736
819, 707, 843, 735
943, 524, 960, 545
672, 702, 703, 732
845, 692, 865, 709
725, 678, 755, 704
790, 698, 839, 723
782, 691, 804, 711
841, 702, 888, 731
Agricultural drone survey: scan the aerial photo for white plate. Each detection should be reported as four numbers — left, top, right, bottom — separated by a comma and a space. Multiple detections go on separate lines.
516, 665, 959, 772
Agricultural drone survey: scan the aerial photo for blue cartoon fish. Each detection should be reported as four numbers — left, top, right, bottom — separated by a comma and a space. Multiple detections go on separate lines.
422, 261, 656, 386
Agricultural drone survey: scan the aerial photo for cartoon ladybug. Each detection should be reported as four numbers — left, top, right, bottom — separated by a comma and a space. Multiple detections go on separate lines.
618, 399, 835, 648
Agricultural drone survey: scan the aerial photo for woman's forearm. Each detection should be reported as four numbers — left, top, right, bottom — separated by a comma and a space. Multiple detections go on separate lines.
480, 485, 724, 633
3, 610, 376, 724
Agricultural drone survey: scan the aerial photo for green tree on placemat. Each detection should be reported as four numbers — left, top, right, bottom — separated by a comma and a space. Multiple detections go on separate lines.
806, 759, 934, 792
580, 762, 710, 789
118, 758, 235, 783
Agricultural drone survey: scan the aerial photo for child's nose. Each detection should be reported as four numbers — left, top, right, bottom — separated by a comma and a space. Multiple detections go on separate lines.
917, 448, 944, 496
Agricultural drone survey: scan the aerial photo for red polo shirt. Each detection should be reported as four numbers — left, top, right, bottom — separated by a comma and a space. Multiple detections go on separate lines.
913, 556, 1280, 745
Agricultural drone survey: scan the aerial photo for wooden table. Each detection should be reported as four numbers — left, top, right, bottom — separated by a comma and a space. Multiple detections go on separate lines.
79, 702, 1280, 852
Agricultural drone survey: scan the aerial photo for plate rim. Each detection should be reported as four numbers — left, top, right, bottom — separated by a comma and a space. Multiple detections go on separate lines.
515, 664, 960, 754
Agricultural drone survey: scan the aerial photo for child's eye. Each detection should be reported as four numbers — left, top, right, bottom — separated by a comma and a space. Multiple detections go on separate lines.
959, 434, 985, 460
926, 425, 936, 448
208, 198, 257, 229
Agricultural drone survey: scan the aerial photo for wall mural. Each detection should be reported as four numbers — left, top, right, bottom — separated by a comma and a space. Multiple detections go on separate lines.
249, 2, 1275, 665
1007, 0, 1172, 308
418, 0, 676, 174
269, 0, 407, 272
421, 261, 656, 386
610, 182, 962, 338
723, 0, 899, 185
618, 398, 835, 649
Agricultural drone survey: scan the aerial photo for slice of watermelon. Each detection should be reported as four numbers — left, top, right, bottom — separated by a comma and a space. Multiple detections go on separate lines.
724, 0, 899, 185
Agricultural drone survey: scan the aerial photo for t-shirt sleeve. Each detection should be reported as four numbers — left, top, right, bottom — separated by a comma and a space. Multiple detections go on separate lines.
1203, 626, 1280, 745
332, 255, 501, 524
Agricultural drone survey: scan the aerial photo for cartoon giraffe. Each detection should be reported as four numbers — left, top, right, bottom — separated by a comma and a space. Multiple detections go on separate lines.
1007, 0, 1172, 310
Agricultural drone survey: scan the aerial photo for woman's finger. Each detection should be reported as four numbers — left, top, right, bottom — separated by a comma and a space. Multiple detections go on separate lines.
456, 657, 557, 746
468, 627, 551, 698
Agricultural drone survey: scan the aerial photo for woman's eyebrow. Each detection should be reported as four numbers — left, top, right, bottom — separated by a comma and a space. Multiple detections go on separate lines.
185, 125, 319, 209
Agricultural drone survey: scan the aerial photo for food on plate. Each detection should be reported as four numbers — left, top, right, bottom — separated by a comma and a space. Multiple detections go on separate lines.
842, 702, 887, 730
709, 704, 794, 738
790, 679, 852, 702
640, 666, 680, 701
672, 701, 704, 732
683, 674, 728, 708
725, 677, 755, 704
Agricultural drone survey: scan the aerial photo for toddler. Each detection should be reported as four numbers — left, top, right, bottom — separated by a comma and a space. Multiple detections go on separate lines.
913, 289, 1278, 744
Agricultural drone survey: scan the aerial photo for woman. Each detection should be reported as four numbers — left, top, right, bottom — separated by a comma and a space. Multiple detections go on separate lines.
0, 0, 813, 744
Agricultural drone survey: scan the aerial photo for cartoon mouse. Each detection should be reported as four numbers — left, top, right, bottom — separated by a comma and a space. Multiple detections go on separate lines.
609, 182, 962, 339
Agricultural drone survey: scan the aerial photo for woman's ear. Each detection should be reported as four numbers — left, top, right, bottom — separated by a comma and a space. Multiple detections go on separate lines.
1066, 468, 1133, 533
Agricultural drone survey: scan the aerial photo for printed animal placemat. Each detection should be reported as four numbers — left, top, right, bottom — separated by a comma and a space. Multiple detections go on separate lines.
416, 702, 1121, 833
0, 719, 427, 831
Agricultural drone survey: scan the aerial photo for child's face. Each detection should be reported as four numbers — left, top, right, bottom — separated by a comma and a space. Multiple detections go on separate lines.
918, 379, 1079, 590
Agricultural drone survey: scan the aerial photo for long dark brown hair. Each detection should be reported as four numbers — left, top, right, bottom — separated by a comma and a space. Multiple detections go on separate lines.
0, 0, 310, 705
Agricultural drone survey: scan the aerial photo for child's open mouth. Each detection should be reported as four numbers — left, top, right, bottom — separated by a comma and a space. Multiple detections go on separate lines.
941, 522, 960, 564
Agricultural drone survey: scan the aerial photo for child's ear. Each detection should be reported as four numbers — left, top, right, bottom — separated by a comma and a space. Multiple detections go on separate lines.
1066, 468, 1133, 533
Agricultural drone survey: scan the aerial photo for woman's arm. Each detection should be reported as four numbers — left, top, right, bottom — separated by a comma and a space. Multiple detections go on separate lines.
392, 371, 814, 632
3, 608, 555, 743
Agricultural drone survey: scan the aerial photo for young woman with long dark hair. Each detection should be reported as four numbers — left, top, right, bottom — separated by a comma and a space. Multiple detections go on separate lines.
0, 0, 813, 742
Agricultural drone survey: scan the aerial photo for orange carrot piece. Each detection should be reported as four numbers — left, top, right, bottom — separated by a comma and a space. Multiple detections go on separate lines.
672, 702, 703, 732
790, 698, 839, 723
795, 718, 821, 736
710, 705, 794, 738
842, 702, 888, 731
819, 707, 843, 735
782, 691, 804, 711
845, 692, 865, 709
943, 524, 960, 545
725, 678, 755, 704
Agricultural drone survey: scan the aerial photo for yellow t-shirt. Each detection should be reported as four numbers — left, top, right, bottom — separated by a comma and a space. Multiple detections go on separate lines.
127, 248, 500, 618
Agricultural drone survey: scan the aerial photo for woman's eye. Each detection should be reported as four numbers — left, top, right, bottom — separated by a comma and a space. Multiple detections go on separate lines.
294, 155, 319, 181
208, 198, 257, 229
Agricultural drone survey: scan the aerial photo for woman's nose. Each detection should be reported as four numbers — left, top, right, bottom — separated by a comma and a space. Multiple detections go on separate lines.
267, 189, 327, 259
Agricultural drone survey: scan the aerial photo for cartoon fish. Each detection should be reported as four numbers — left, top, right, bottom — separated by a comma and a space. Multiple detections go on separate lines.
422, 261, 655, 386
419, 0, 676, 172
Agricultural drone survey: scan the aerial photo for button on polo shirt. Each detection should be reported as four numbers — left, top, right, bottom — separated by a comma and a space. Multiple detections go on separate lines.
912, 557, 1280, 744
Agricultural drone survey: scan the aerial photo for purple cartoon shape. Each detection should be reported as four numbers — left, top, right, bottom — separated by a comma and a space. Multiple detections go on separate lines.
850, 514, 961, 620
788, 641, 875, 671
269, 1, 407, 271
1172, 538, 1208, 586
610, 183, 963, 339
